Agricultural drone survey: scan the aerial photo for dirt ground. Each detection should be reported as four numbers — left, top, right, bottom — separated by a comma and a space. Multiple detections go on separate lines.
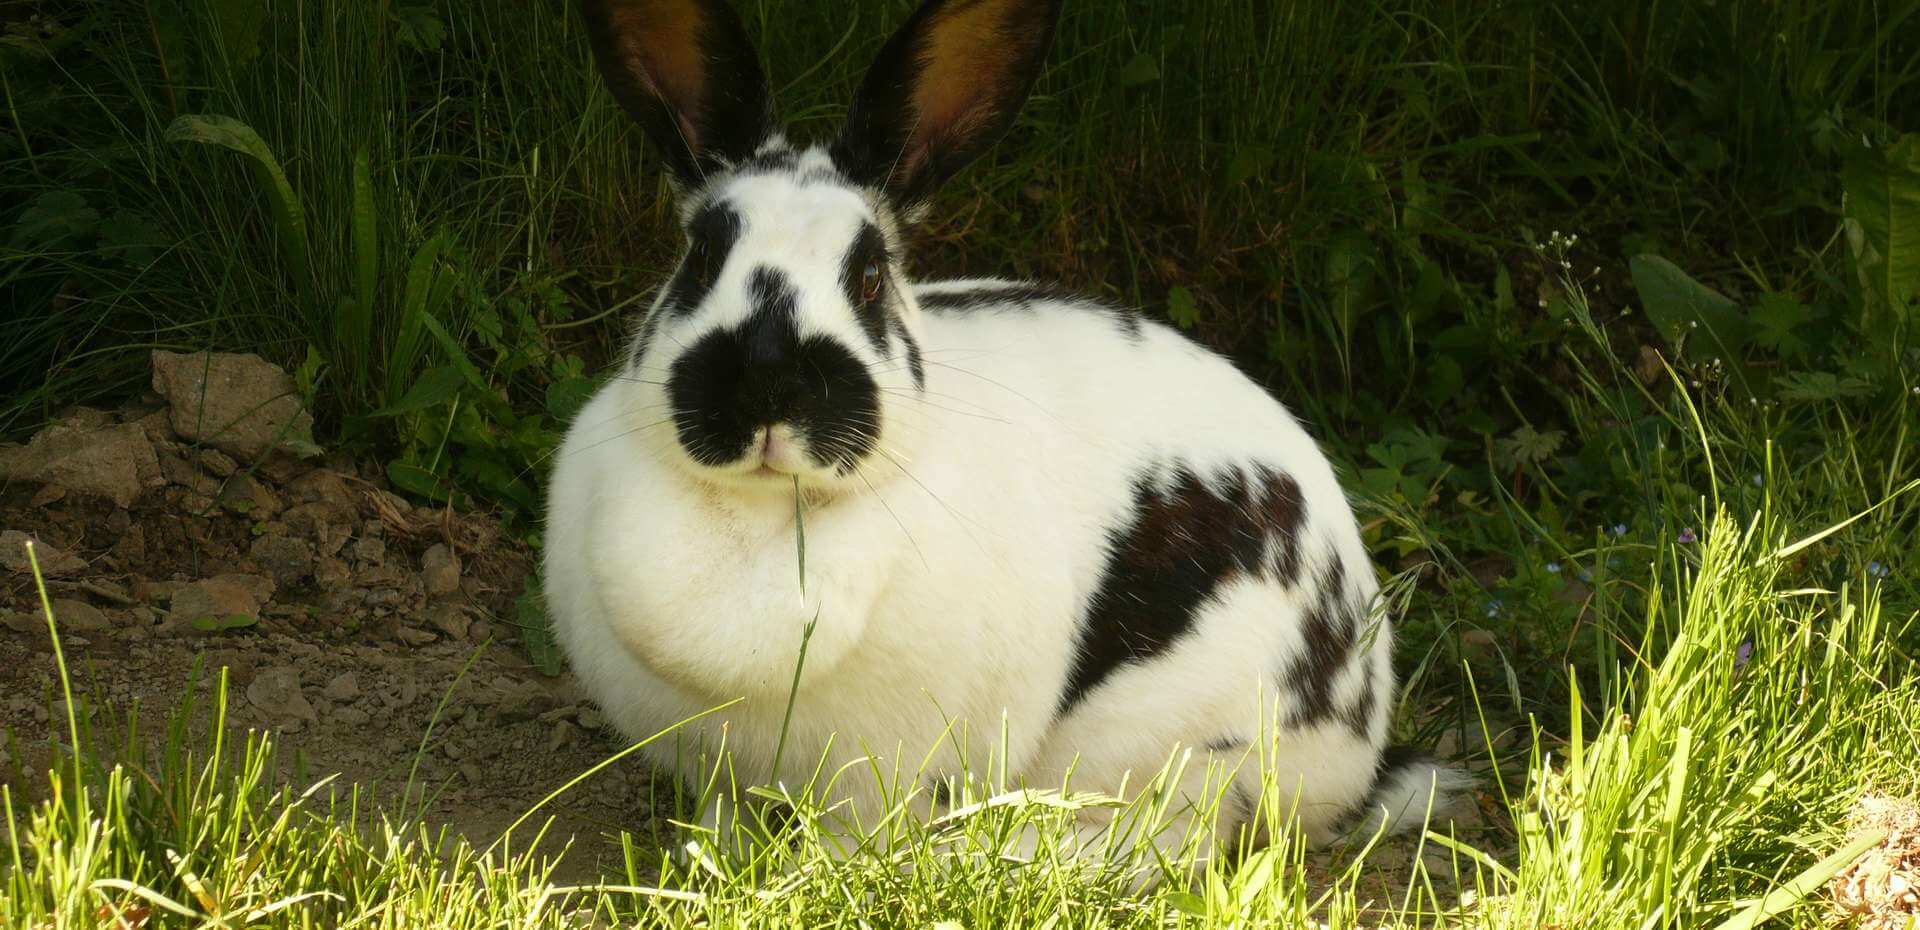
0, 351, 1502, 902
0, 352, 675, 882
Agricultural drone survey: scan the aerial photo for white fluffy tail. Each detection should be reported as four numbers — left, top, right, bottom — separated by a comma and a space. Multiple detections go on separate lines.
1351, 748, 1476, 839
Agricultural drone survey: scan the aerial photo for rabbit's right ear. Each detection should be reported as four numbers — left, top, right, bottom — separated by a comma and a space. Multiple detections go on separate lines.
833, 0, 1063, 212
581, 0, 775, 189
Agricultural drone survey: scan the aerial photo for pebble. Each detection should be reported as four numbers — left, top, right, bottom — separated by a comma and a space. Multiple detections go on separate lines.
426, 603, 470, 640
321, 671, 361, 702
421, 543, 461, 598
50, 597, 111, 632
245, 666, 317, 724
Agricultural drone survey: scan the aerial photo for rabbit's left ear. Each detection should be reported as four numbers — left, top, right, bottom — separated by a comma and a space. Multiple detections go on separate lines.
833, 0, 1062, 211
581, 0, 775, 189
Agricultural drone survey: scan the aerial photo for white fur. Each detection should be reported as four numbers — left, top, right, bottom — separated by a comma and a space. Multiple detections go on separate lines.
544, 166, 1444, 870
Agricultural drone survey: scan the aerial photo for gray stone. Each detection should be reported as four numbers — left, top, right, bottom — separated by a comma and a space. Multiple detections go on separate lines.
421, 543, 461, 598
0, 417, 160, 507
150, 350, 317, 460
0, 531, 86, 577
49, 598, 109, 632
245, 666, 317, 724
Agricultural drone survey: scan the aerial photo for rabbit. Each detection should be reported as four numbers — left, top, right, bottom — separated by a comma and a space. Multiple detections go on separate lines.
545, 0, 1469, 871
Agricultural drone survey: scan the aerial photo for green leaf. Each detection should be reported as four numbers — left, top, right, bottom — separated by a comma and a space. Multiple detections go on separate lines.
1774, 370, 1875, 403
393, 5, 448, 52
545, 377, 597, 423
1841, 134, 1920, 336
10, 190, 99, 247
1496, 424, 1564, 469
96, 209, 167, 265
514, 582, 566, 677
375, 365, 467, 417
1166, 285, 1200, 329
1116, 52, 1160, 88
1629, 254, 1751, 361
1707, 829, 1884, 930
212, 0, 269, 69
386, 460, 450, 502
1749, 293, 1813, 357
166, 114, 312, 302
349, 147, 378, 350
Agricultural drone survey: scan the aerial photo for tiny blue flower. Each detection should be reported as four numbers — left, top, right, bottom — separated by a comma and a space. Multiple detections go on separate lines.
1483, 598, 1507, 619
1751, 473, 1764, 487
1577, 568, 1593, 583
1734, 636, 1754, 671
1611, 523, 1628, 537
1867, 561, 1890, 579
1546, 562, 1562, 574
1677, 528, 1698, 545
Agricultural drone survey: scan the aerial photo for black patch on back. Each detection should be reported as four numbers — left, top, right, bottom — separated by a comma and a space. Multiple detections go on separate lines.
660, 202, 744, 319
667, 266, 880, 470
839, 223, 892, 356
891, 315, 926, 390
918, 283, 1145, 340
1057, 464, 1313, 715
1282, 560, 1365, 728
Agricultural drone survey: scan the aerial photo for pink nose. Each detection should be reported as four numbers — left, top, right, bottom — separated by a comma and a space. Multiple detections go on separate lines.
758, 424, 808, 473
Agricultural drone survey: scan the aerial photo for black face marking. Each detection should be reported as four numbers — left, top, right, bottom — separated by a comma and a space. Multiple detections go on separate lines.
839, 223, 892, 356
1282, 560, 1365, 728
890, 314, 926, 390
918, 283, 1146, 341
666, 266, 881, 471
1057, 464, 1313, 715
662, 202, 744, 319
1206, 737, 1246, 754
735, 146, 800, 174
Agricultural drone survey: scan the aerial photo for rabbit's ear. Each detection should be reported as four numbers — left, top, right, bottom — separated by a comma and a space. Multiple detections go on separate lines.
833, 0, 1062, 210
581, 0, 774, 188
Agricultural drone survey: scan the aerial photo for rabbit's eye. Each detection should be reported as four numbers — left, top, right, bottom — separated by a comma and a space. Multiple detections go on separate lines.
860, 260, 883, 303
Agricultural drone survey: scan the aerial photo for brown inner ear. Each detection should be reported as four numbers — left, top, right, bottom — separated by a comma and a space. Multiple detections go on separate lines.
905, 0, 1034, 179
607, 2, 709, 153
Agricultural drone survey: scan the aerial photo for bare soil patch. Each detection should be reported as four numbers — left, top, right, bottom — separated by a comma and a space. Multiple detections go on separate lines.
1, 354, 670, 881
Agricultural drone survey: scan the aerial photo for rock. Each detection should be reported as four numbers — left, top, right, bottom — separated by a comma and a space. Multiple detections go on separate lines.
394, 626, 436, 647
321, 671, 361, 703
150, 350, 317, 460
0, 531, 86, 577
49, 598, 110, 632
1, 609, 42, 634
425, 602, 470, 640
248, 533, 313, 587
350, 536, 386, 566
197, 448, 238, 477
0, 418, 160, 507
165, 574, 270, 634
332, 706, 370, 726
217, 473, 282, 517
547, 720, 578, 754
245, 666, 317, 724
421, 543, 461, 598
28, 483, 66, 507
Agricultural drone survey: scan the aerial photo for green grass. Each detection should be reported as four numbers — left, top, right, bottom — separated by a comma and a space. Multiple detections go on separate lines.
4, 0, 1920, 926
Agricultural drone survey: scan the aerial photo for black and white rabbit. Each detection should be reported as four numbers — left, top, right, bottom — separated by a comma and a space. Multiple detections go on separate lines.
546, 0, 1466, 864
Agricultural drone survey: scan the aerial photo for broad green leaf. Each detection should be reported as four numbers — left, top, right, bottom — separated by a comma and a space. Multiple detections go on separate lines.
212, 0, 269, 69
375, 365, 467, 417
10, 190, 98, 247
97, 209, 168, 266
1629, 254, 1751, 362
1841, 133, 1920, 336
1749, 293, 1813, 357
545, 376, 597, 423
1116, 52, 1160, 88
166, 114, 312, 302
348, 147, 378, 361
1166, 285, 1200, 329
386, 460, 450, 502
